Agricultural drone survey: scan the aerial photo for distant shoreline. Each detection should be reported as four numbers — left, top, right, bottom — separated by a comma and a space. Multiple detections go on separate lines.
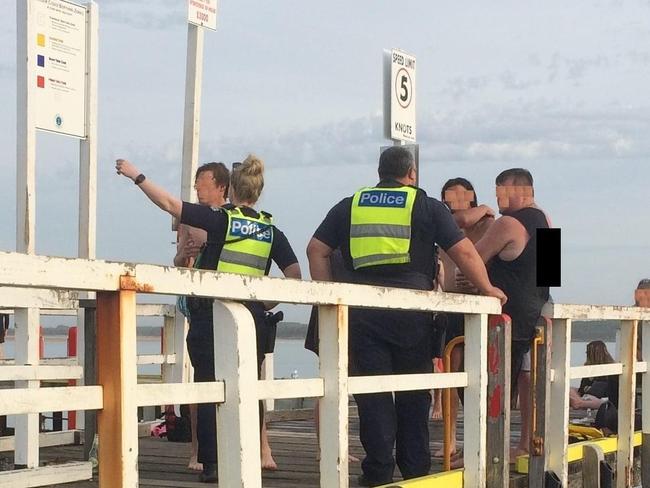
3, 320, 620, 342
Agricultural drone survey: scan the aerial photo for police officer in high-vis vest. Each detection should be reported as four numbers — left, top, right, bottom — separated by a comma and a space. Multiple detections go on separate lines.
116, 154, 301, 483
307, 146, 506, 487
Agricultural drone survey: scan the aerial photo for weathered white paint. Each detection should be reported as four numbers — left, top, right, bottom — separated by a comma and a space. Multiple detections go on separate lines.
0, 385, 103, 415
161, 315, 175, 382
15, 0, 39, 464
0, 430, 79, 453
348, 372, 468, 395
547, 318, 571, 485
257, 378, 324, 400
180, 23, 204, 204
543, 303, 650, 321
2, 303, 173, 316
0, 288, 78, 309
214, 300, 262, 488
0, 358, 78, 367
0, 461, 92, 487
14, 307, 40, 468
16, 0, 36, 255
262, 354, 275, 411
136, 382, 224, 407
137, 354, 176, 365
172, 307, 192, 384
617, 320, 637, 488
463, 313, 488, 487
0, 252, 501, 314
0, 365, 84, 381
570, 363, 623, 380
318, 305, 349, 488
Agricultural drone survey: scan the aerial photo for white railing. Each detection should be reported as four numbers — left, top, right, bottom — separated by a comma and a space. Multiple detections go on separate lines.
0, 251, 499, 488
541, 303, 650, 488
0, 251, 648, 487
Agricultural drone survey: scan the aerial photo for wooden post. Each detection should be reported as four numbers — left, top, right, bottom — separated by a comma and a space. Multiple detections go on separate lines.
76, 2, 99, 431
583, 444, 604, 488
463, 313, 488, 487
81, 299, 97, 461
528, 318, 552, 488
15, 0, 40, 469
262, 353, 275, 412
486, 314, 511, 488
161, 314, 175, 384
547, 318, 572, 485
616, 319, 637, 488
214, 300, 262, 488
642, 319, 650, 487
318, 305, 349, 488
14, 308, 40, 468
96, 287, 139, 488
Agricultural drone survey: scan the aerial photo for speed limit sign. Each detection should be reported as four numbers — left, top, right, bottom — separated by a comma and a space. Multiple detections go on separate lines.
385, 48, 416, 142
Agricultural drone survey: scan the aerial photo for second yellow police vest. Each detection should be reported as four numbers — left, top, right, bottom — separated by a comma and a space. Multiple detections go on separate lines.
216, 207, 273, 277
349, 186, 417, 270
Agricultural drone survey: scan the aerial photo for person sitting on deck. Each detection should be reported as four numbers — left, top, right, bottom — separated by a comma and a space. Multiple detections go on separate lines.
569, 340, 616, 410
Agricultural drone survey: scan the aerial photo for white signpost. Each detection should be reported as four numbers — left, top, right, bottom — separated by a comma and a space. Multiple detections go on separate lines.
32, 0, 88, 138
188, 0, 217, 31
16, 0, 97, 476
384, 48, 417, 143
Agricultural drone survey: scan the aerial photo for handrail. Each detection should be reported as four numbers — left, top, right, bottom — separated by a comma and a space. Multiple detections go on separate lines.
1, 251, 648, 487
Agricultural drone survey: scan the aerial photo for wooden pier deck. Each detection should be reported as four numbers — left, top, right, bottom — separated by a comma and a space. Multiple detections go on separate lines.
0, 407, 534, 487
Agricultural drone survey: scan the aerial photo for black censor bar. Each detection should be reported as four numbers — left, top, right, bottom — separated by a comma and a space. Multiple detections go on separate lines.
536, 228, 561, 287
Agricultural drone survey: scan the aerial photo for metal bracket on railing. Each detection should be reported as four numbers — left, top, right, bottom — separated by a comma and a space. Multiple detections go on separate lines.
443, 335, 465, 472
531, 326, 544, 456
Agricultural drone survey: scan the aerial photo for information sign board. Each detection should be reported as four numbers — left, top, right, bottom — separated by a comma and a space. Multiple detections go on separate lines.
388, 49, 416, 142
188, 0, 217, 30
31, 0, 87, 138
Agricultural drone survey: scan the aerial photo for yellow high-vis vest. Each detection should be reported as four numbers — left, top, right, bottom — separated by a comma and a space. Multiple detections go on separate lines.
349, 186, 417, 270
216, 207, 273, 277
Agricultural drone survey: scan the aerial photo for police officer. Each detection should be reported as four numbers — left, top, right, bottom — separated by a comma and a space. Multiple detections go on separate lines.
116, 154, 301, 483
307, 146, 505, 486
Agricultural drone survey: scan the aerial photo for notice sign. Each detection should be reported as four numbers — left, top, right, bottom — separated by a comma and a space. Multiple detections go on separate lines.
389, 49, 416, 142
188, 0, 217, 31
31, 0, 87, 138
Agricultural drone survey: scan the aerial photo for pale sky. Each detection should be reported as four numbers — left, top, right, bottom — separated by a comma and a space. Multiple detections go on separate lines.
0, 1, 648, 321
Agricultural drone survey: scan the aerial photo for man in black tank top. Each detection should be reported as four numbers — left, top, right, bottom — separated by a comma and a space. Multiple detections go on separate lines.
470, 168, 550, 458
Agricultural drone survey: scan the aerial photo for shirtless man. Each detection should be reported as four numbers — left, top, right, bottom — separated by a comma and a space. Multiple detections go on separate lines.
463, 168, 551, 459
174, 162, 230, 471
434, 178, 495, 463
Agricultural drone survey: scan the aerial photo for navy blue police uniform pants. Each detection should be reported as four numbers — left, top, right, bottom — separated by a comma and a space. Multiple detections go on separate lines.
349, 308, 433, 484
187, 306, 267, 467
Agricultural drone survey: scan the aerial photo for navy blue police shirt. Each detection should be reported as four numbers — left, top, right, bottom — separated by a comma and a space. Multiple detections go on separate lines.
313, 180, 464, 291
180, 202, 298, 273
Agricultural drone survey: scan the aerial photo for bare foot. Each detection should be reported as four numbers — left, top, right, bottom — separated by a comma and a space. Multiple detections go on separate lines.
188, 456, 203, 471
433, 446, 458, 458
261, 450, 278, 471
450, 456, 464, 469
431, 406, 443, 421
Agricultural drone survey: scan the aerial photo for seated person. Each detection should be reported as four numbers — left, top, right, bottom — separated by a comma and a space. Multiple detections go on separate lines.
569, 340, 616, 409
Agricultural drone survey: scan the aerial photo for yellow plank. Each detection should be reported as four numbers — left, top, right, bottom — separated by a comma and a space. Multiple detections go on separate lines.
515, 431, 643, 473
377, 469, 463, 487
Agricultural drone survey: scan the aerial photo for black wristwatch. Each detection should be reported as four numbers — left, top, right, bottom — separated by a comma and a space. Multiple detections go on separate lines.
134, 174, 146, 185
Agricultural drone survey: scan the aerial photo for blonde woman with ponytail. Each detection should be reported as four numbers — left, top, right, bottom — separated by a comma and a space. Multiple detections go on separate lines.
116, 154, 301, 482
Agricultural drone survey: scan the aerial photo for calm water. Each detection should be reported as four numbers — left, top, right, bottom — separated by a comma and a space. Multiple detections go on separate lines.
0, 337, 617, 430
0, 337, 318, 379
1, 336, 615, 382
